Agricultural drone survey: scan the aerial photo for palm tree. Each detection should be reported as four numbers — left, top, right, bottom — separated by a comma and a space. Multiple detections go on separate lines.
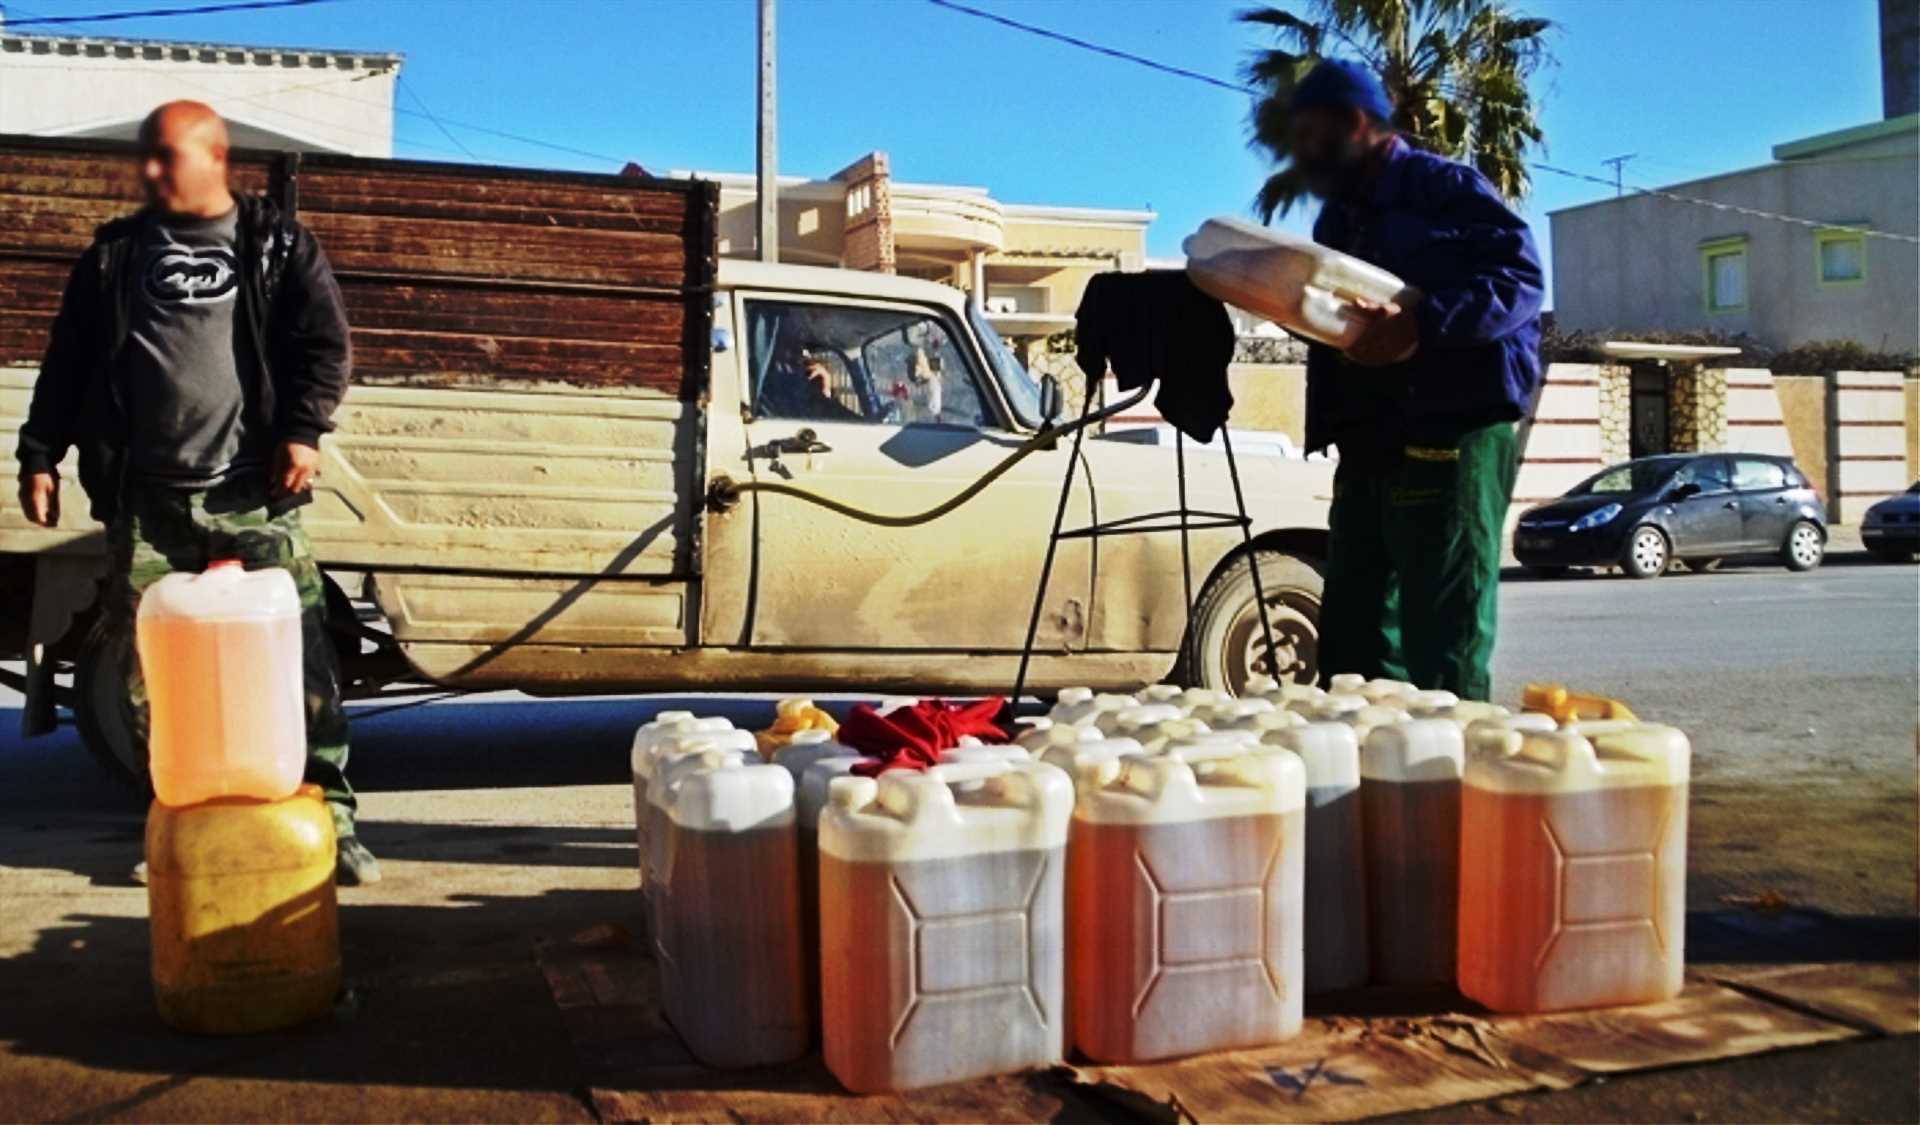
1241, 0, 1554, 219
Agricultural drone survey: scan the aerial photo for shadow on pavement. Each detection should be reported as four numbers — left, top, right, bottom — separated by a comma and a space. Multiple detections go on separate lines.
0, 887, 631, 1108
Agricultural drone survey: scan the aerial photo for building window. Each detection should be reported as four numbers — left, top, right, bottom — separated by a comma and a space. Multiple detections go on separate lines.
1815, 228, 1867, 286
1700, 237, 1748, 312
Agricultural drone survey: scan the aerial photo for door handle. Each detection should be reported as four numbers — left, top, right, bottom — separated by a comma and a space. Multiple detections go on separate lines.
1722, 501, 1739, 510
772, 428, 832, 456
1774, 496, 1789, 504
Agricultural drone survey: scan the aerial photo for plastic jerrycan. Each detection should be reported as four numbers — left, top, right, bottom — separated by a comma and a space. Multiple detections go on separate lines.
644, 732, 758, 921
653, 750, 810, 1068
147, 784, 339, 1034
137, 560, 304, 806
1049, 686, 1133, 727
1272, 722, 1369, 992
1069, 741, 1306, 1062
1522, 683, 1638, 724
818, 758, 1073, 1093
631, 715, 751, 889
1359, 719, 1467, 986
1458, 722, 1691, 1013
755, 696, 839, 758
1182, 216, 1421, 353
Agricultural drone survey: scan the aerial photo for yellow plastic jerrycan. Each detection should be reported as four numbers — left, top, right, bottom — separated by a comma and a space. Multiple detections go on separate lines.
147, 784, 340, 1034
753, 697, 839, 758
1523, 683, 1638, 724
137, 559, 305, 806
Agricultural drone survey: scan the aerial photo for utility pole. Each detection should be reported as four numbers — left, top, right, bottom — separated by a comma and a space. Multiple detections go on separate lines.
756, 0, 778, 264
1601, 153, 1637, 197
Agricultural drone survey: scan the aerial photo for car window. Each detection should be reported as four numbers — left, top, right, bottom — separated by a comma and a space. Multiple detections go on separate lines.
745, 299, 993, 429
1576, 457, 1688, 495
1731, 459, 1789, 492
1671, 457, 1732, 494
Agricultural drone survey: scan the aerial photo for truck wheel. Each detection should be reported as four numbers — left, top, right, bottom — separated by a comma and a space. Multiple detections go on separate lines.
73, 626, 150, 792
1183, 549, 1323, 695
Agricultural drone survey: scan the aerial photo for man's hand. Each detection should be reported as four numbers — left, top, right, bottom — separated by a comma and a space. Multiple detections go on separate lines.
17, 472, 58, 528
273, 441, 320, 498
1343, 300, 1421, 367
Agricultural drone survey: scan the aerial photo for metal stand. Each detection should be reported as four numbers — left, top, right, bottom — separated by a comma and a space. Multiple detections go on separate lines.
1010, 376, 1279, 710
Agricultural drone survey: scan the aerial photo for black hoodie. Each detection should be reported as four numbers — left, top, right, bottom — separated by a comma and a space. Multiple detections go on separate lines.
14, 193, 351, 521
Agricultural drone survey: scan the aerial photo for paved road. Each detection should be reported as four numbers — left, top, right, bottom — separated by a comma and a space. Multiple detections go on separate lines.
0, 556, 1913, 1121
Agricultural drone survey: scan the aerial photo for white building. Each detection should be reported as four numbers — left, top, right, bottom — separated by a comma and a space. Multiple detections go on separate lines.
0, 25, 399, 156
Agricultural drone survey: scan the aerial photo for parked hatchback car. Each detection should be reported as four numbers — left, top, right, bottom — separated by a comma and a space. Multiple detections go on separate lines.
1861, 483, 1920, 562
1514, 453, 1827, 579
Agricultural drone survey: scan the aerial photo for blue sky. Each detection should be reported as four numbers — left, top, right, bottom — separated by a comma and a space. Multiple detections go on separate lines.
12, 0, 1890, 305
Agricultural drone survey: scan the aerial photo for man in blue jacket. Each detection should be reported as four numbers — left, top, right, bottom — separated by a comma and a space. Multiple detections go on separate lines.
1287, 60, 1544, 701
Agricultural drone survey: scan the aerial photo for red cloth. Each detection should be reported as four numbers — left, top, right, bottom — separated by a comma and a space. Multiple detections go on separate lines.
840, 697, 1010, 776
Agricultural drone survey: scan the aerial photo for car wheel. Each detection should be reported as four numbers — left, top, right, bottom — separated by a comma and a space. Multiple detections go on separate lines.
73, 625, 151, 793
1622, 526, 1670, 579
1868, 545, 1915, 564
1183, 549, 1324, 695
1781, 520, 1824, 571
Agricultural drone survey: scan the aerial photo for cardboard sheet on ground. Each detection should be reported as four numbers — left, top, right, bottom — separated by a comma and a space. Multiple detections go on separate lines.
534, 924, 1905, 1124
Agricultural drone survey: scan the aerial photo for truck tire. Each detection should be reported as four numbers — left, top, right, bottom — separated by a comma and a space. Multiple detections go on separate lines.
73, 625, 150, 793
1182, 549, 1324, 695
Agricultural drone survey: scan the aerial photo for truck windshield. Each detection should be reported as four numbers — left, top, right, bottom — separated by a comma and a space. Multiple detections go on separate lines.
968, 302, 1045, 429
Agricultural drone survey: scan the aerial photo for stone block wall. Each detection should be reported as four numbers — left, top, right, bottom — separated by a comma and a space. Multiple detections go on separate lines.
1668, 366, 1728, 452
1597, 365, 1630, 465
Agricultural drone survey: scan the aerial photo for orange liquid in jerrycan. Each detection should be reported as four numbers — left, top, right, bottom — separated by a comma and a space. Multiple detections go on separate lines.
1360, 719, 1465, 986
653, 751, 809, 1068
1068, 741, 1306, 1063
147, 784, 339, 1034
1457, 722, 1690, 1013
137, 560, 304, 806
818, 759, 1072, 1093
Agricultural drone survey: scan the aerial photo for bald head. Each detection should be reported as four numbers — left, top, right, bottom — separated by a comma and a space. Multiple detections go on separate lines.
137, 100, 235, 218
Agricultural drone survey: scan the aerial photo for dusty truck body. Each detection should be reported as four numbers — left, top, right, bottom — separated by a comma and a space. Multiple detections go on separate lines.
0, 135, 1332, 780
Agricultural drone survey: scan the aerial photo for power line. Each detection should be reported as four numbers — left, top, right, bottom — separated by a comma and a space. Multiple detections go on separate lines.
925, 0, 1249, 95
924, 0, 1920, 246
398, 74, 477, 160
1, 0, 338, 28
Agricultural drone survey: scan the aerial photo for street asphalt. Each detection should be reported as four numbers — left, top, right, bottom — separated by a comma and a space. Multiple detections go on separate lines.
0, 551, 1914, 1121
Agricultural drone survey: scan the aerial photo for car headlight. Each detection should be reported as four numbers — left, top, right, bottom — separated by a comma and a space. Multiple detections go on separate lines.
1570, 503, 1622, 532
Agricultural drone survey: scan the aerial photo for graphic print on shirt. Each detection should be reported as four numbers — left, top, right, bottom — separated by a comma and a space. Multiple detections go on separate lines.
144, 242, 239, 305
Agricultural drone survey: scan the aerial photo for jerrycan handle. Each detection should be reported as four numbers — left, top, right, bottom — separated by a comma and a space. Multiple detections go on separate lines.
1496, 729, 1601, 777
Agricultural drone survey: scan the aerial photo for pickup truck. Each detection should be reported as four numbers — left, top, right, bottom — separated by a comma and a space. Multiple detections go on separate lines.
0, 135, 1332, 784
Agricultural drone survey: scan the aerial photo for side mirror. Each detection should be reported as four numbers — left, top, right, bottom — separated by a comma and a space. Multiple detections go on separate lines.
1038, 374, 1064, 428
1667, 481, 1702, 501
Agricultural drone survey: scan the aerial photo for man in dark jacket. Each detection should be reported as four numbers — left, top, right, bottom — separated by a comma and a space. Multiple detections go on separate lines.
1287, 61, 1545, 701
14, 101, 376, 884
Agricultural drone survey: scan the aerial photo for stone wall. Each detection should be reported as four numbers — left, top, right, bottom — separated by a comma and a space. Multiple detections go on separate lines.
1597, 365, 1631, 465
1772, 375, 1829, 496
1667, 366, 1728, 452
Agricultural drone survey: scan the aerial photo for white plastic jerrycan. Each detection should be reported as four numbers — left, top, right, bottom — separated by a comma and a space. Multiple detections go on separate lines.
819, 758, 1073, 1093
1068, 740, 1306, 1063
1183, 216, 1421, 353
1272, 721, 1369, 993
1360, 719, 1467, 986
642, 727, 757, 920
1036, 734, 1145, 785
653, 750, 810, 1068
137, 560, 305, 807
630, 715, 753, 888
1049, 687, 1133, 727
1458, 722, 1691, 1013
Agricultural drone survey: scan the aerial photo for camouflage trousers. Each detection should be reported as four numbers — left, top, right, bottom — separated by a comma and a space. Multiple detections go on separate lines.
103, 475, 355, 834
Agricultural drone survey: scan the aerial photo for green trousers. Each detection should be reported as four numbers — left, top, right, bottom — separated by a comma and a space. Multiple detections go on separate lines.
1318, 422, 1517, 702
103, 476, 356, 833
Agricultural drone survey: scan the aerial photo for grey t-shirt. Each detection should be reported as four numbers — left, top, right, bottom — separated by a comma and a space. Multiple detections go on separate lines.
118, 206, 269, 487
